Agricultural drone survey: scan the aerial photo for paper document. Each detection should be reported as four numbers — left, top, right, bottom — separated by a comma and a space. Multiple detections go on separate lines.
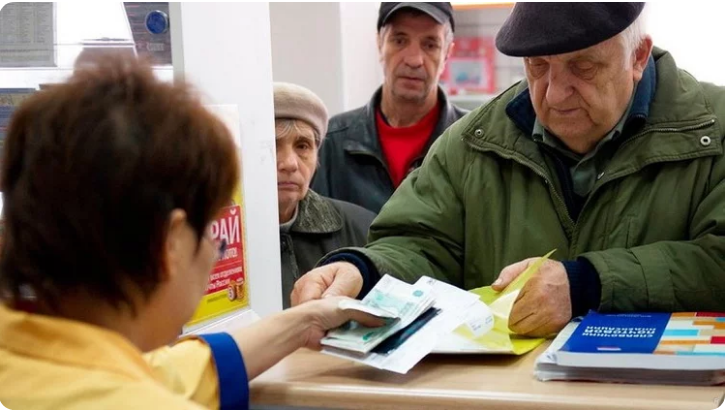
489, 249, 556, 321
432, 250, 555, 355
322, 275, 481, 373
322, 250, 558, 372
0, 3, 56, 67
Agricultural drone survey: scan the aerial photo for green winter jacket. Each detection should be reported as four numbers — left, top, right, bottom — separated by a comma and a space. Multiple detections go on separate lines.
350, 48, 724, 313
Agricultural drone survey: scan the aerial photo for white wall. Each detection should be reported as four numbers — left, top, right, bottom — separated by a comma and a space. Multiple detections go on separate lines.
269, 2, 345, 115
269, 2, 382, 116
448, 2, 726, 88
171, 2, 282, 318
645, 2, 725, 86
339, 2, 384, 111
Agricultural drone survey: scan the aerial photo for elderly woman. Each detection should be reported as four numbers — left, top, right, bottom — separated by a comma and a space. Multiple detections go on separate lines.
0, 57, 381, 409
273, 83, 376, 308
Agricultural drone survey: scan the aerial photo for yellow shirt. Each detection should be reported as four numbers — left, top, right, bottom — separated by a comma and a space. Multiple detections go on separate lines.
0, 305, 249, 410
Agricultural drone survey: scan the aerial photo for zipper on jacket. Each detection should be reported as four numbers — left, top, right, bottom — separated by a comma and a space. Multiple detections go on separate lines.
348, 150, 396, 192
631, 119, 716, 136
569, 118, 717, 254
588, 118, 717, 196
521, 163, 577, 229
465, 143, 577, 230
616, 119, 717, 154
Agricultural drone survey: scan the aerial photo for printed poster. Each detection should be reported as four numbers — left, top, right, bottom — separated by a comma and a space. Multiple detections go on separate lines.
185, 105, 248, 328
186, 193, 248, 327
0, 3, 56, 67
440, 36, 496, 95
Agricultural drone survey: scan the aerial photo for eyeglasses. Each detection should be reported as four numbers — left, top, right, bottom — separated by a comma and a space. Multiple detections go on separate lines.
216, 239, 227, 261
204, 225, 227, 261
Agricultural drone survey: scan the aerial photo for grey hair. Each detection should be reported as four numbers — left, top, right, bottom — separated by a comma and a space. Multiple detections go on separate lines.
443, 20, 454, 49
379, 16, 454, 50
621, 14, 646, 56
274, 118, 320, 146
442, 20, 454, 49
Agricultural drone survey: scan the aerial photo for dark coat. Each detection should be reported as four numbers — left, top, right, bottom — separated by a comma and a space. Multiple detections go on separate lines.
280, 190, 375, 308
311, 87, 468, 214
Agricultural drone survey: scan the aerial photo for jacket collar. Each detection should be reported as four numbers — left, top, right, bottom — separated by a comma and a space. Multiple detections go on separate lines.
0, 304, 157, 382
505, 55, 657, 137
291, 190, 342, 234
461, 47, 721, 180
343, 86, 459, 156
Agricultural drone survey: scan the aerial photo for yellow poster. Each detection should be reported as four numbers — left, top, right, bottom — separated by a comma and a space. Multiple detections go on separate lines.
186, 104, 249, 328
187, 187, 249, 327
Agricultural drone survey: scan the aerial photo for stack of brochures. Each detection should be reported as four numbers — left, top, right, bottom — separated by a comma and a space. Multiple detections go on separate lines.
535, 311, 725, 385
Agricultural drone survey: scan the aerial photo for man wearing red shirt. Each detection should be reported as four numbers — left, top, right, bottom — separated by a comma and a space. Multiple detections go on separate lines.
311, 2, 468, 214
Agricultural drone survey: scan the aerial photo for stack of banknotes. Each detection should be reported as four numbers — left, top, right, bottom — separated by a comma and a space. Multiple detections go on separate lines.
320, 274, 487, 373
322, 275, 437, 354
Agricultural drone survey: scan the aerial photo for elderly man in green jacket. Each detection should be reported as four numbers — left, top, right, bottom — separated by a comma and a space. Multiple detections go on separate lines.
291, 3, 725, 337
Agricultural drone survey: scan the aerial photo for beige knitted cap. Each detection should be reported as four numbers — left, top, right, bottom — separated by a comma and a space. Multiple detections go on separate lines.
273, 82, 328, 143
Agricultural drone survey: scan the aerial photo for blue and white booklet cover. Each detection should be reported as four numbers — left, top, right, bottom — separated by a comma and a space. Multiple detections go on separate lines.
555, 311, 725, 371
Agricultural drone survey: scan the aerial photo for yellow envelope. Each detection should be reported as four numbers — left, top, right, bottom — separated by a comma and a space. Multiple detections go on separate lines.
452, 250, 556, 355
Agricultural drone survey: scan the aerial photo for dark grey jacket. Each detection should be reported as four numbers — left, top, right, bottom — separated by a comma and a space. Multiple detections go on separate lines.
280, 190, 375, 308
311, 87, 468, 214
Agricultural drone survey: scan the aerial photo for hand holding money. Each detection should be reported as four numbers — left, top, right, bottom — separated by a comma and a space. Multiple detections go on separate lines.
319, 275, 486, 374
296, 296, 388, 351
321, 275, 436, 354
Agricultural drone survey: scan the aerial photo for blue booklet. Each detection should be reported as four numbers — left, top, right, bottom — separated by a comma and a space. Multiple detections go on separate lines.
556, 311, 725, 371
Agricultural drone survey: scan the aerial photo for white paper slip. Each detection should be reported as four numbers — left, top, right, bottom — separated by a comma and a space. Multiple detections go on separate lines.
322, 275, 482, 373
461, 300, 495, 337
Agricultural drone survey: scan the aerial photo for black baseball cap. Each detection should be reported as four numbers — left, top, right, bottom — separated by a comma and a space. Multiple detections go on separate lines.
377, 2, 455, 32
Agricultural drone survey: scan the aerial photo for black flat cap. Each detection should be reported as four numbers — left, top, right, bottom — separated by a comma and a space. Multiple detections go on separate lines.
378, 2, 455, 32
496, 2, 645, 57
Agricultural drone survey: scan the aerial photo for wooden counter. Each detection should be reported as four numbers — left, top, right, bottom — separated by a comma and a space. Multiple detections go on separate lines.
250, 343, 724, 410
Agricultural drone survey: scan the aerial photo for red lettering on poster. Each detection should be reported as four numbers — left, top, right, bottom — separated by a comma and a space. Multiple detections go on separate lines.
206, 205, 245, 295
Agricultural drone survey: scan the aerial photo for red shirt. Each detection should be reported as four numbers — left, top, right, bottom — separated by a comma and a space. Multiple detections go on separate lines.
376, 102, 440, 188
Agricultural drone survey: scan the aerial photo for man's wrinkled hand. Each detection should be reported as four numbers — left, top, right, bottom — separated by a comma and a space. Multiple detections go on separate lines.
290, 262, 363, 306
494, 258, 572, 337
